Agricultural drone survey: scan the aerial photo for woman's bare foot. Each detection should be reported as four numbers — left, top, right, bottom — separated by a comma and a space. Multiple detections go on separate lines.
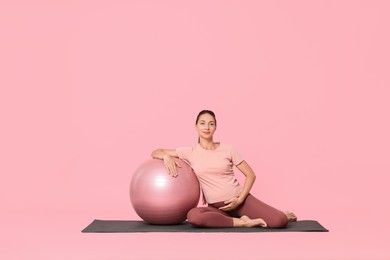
284, 211, 297, 222
233, 215, 267, 228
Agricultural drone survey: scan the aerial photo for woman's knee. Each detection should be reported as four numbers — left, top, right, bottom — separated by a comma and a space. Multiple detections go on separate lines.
187, 207, 206, 227
269, 212, 288, 228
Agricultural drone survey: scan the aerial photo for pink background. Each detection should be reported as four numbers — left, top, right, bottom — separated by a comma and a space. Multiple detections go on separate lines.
1, 0, 389, 259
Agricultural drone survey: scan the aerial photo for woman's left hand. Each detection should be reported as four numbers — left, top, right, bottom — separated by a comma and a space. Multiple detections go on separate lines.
219, 197, 242, 211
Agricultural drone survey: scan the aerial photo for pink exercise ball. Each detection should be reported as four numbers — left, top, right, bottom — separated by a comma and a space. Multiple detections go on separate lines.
130, 158, 200, 225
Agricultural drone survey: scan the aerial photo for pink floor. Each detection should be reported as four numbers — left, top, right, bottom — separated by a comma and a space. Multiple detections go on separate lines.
3, 206, 389, 260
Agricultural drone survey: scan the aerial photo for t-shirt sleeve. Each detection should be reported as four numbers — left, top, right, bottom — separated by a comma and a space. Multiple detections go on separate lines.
230, 145, 244, 166
175, 146, 193, 162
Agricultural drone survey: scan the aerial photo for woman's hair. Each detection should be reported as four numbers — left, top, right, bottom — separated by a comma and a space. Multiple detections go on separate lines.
195, 110, 217, 143
195, 110, 217, 126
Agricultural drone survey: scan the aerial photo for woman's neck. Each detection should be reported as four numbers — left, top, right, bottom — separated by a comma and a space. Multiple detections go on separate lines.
199, 140, 217, 150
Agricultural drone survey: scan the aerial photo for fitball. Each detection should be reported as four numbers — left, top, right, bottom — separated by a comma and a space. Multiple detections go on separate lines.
130, 158, 200, 225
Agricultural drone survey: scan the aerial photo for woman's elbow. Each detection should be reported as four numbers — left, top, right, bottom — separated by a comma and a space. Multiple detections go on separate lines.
151, 149, 161, 158
250, 172, 256, 181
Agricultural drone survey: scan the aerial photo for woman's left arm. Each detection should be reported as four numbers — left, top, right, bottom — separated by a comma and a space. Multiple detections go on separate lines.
236, 160, 256, 202
219, 160, 256, 211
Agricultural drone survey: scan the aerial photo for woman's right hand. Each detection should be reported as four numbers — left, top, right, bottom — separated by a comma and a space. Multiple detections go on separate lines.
162, 154, 181, 177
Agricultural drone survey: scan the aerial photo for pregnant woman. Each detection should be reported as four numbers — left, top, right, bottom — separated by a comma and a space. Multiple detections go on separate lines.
151, 110, 297, 228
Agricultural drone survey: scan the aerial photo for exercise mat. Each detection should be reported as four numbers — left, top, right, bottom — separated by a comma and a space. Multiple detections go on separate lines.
82, 219, 328, 233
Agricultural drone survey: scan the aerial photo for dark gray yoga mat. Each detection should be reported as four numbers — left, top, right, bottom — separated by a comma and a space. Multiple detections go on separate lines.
82, 220, 328, 233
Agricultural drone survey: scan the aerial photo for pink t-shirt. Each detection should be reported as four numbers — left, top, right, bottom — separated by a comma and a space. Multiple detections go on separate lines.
176, 143, 244, 204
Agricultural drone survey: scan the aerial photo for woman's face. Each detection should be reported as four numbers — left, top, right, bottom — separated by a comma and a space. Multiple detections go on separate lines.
196, 113, 216, 140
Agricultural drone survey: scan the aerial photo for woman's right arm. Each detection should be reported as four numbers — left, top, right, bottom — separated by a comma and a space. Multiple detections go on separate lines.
151, 149, 179, 159
151, 149, 181, 177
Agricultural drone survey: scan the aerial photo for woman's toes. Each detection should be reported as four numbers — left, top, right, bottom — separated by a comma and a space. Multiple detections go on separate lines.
284, 211, 297, 221
259, 219, 267, 228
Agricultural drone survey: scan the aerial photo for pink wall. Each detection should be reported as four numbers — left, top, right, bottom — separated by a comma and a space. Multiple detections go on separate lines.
1, 1, 389, 259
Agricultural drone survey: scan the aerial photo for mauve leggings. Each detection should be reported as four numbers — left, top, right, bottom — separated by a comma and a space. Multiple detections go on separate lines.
187, 194, 288, 228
